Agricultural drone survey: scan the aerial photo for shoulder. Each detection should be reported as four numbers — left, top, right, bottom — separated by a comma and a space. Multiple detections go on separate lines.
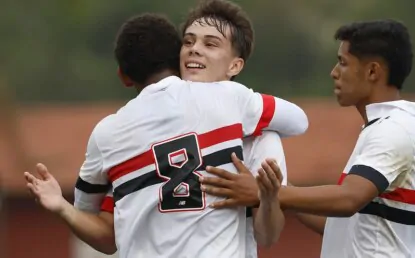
189, 80, 251, 95
90, 114, 117, 143
364, 117, 413, 154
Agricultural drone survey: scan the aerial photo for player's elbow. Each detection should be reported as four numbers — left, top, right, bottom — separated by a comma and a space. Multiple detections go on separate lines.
336, 193, 364, 217
99, 246, 117, 255
92, 238, 117, 255
292, 107, 309, 135
280, 105, 309, 137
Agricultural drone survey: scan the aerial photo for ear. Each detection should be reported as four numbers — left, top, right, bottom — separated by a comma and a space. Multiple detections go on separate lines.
367, 61, 382, 83
226, 57, 245, 78
117, 67, 134, 87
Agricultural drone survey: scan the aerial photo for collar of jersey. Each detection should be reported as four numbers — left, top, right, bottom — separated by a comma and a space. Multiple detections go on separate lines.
140, 76, 181, 95
365, 100, 407, 122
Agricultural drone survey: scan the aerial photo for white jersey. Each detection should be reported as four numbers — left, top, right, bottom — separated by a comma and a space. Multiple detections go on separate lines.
74, 76, 308, 258
243, 132, 288, 258
321, 101, 415, 258
99, 132, 289, 258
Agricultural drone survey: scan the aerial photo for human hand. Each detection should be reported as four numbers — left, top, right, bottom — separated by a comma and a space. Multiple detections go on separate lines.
200, 153, 259, 208
256, 158, 283, 206
24, 163, 66, 214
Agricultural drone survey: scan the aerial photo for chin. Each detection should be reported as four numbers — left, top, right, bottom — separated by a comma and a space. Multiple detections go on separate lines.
336, 99, 354, 107
335, 95, 352, 107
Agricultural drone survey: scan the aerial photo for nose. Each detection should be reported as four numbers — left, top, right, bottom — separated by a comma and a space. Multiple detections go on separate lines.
330, 64, 340, 80
189, 41, 202, 56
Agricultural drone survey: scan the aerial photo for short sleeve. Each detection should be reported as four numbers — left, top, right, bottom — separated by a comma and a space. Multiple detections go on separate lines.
349, 122, 413, 194
226, 81, 308, 137
74, 125, 110, 213
100, 188, 115, 214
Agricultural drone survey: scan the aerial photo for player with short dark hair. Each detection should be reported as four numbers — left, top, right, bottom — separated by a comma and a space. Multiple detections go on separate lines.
201, 19, 415, 258
334, 19, 412, 91
181, 0, 254, 82
100, 1, 304, 257
24, 11, 307, 258
114, 13, 181, 86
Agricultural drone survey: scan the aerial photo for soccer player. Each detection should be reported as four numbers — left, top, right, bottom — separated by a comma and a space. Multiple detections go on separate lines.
24, 12, 306, 258
201, 19, 415, 257
101, 1, 296, 257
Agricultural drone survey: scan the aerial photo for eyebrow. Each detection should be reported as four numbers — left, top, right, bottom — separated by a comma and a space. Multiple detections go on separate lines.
184, 32, 223, 42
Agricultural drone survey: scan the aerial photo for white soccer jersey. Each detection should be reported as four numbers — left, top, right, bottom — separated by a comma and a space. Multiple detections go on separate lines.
243, 132, 288, 258
100, 132, 289, 258
74, 76, 308, 258
321, 100, 415, 258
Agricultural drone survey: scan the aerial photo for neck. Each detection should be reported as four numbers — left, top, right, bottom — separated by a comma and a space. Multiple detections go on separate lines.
135, 69, 179, 91
356, 85, 401, 124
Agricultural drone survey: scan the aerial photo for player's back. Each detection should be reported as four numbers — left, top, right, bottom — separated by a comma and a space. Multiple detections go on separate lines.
100, 76, 247, 258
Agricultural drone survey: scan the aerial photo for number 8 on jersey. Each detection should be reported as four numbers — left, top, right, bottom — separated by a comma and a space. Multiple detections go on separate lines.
152, 133, 205, 213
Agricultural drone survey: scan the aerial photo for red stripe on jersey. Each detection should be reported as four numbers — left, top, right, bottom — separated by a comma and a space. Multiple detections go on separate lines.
339, 172, 415, 205
101, 196, 115, 213
108, 123, 243, 182
380, 188, 415, 205
337, 172, 347, 185
252, 94, 275, 136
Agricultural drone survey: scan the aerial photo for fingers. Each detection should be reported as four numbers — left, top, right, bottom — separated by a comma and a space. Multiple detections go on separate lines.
255, 175, 265, 199
201, 185, 233, 198
24, 172, 39, 185
209, 199, 239, 209
266, 158, 283, 183
199, 176, 232, 188
261, 161, 279, 189
205, 166, 235, 180
36, 163, 51, 180
257, 168, 273, 193
26, 182, 40, 196
231, 153, 250, 174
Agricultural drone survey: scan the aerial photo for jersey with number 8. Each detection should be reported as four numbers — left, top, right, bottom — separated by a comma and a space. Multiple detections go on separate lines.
74, 76, 308, 258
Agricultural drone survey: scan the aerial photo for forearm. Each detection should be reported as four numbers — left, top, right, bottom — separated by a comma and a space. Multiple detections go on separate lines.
280, 185, 356, 217
295, 212, 326, 235
253, 202, 285, 247
267, 97, 308, 137
58, 200, 116, 254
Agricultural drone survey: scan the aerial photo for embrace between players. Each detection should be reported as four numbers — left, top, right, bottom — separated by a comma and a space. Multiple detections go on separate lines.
24, 0, 415, 258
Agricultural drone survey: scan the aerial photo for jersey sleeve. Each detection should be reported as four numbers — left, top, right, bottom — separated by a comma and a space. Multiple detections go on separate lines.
100, 187, 115, 213
231, 82, 308, 137
74, 125, 110, 213
348, 121, 413, 194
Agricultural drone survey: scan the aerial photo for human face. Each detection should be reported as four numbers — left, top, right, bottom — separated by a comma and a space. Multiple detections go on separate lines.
180, 18, 244, 82
330, 41, 372, 107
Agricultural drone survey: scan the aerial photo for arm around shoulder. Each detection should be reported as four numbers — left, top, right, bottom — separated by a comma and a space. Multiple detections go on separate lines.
229, 82, 308, 137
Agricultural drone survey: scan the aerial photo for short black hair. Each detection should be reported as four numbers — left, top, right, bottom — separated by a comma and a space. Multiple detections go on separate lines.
335, 19, 413, 89
114, 13, 181, 85
181, 0, 254, 62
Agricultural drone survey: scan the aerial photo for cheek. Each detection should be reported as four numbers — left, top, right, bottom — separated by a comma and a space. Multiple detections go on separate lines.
179, 48, 186, 63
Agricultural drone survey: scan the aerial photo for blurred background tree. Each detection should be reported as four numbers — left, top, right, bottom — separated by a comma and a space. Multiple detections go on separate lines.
1, 0, 414, 104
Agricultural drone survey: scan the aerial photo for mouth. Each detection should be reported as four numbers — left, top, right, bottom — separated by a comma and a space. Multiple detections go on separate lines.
334, 86, 341, 95
184, 61, 206, 70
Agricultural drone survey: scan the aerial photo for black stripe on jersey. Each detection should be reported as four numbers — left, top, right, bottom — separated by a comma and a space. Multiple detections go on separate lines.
359, 201, 415, 225
246, 207, 253, 218
75, 177, 110, 194
362, 118, 380, 130
113, 146, 243, 202
349, 165, 389, 193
